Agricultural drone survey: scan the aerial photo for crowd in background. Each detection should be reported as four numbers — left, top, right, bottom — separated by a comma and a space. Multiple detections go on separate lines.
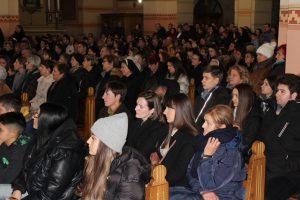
0, 21, 299, 200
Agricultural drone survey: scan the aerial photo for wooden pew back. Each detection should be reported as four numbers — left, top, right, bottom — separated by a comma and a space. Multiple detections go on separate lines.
245, 141, 266, 200
146, 165, 169, 200
81, 87, 96, 141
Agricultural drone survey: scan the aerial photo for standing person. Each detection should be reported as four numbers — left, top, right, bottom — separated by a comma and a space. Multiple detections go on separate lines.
47, 63, 79, 120
10, 103, 84, 200
127, 91, 168, 161
150, 93, 199, 187
78, 113, 150, 200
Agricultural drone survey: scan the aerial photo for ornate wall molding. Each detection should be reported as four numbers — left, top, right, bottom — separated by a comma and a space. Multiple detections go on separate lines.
0, 15, 19, 22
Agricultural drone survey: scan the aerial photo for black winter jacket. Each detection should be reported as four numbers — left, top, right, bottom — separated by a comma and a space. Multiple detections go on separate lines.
104, 146, 150, 200
126, 119, 168, 161
12, 119, 85, 200
47, 74, 79, 120
261, 101, 300, 183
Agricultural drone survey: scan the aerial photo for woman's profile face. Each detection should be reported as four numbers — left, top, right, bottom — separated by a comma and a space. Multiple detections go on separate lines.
87, 134, 100, 156
228, 69, 242, 87
232, 88, 239, 107
135, 97, 154, 121
167, 62, 176, 74
163, 106, 175, 123
202, 114, 218, 136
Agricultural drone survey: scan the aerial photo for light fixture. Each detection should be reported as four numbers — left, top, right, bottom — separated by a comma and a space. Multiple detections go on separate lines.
137, 0, 142, 3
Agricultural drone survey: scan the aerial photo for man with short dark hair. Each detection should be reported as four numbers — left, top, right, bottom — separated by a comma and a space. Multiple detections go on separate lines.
194, 65, 229, 129
97, 80, 132, 121
262, 74, 300, 199
0, 112, 28, 184
0, 94, 22, 115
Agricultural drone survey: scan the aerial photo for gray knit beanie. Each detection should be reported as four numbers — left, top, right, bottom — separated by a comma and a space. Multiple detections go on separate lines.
91, 113, 128, 153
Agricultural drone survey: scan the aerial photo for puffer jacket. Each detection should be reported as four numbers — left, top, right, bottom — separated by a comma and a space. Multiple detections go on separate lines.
12, 119, 85, 200
104, 146, 151, 200
178, 127, 246, 200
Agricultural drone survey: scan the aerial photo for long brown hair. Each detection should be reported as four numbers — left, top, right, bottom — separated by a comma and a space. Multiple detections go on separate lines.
78, 141, 118, 200
162, 93, 198, 148
230, 83, 254, 130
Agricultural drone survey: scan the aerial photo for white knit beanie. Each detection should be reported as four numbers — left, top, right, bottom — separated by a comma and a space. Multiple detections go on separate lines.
256, 42, 277, 59
0, 66, 7, 80
91, 113, 128, 153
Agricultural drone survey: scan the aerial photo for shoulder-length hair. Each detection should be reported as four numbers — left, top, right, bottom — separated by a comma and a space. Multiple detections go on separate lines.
227, 65, 250, 86
138, 90, 165, 123
78, 140, 118, 199
36, 103, 69, 149
205, 105, 233, 128
230, 83, 254, 130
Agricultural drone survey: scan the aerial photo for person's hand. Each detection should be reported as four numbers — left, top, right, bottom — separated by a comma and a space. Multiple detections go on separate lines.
203, 137, 220, 156
201, 191, 219, 200
32, 112, 39, 129
150, 152, 160, 165
9, 190, 21, 200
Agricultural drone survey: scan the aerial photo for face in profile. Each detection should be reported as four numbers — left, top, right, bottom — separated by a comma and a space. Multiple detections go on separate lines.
202, 114, 218, 136
87, 134, 100, 156
163, 106, 175, 123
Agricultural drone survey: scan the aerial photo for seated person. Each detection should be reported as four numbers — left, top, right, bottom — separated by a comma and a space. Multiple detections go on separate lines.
126, 91, 168, 161
0, 112, 28, 184
10, 103, 84, 200
150, 93, 198, 187
0, 94, 33, 138
77, 113, 150, 199
98, 80, 132, 120
261, 74, 300, 200
30, 60, 54, 114
231, 83, 262, 161
155, 79, 180, 104
194, 65, 229, 130
170, 105, 246, 200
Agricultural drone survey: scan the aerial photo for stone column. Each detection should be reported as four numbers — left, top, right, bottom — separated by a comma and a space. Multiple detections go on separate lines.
278, 0, 300, 75
0, 0, 19, 37
143, 0, 178, 35
235, 0, 272, 29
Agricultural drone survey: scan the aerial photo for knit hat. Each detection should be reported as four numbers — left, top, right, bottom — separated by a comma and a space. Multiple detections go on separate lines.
256, 42, 276, 59
0, 66, 7, 80
90, 113, 128, 153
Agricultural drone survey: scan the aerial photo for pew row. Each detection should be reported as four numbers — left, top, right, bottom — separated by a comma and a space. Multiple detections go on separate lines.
146, 141, 266, 200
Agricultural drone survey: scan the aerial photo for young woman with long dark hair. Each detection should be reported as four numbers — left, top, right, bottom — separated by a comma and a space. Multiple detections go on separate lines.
150, 93, 198, 187
10, 103, 84, 200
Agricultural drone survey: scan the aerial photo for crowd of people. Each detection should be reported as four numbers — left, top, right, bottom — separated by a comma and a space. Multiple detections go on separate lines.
0, 21, 299, 200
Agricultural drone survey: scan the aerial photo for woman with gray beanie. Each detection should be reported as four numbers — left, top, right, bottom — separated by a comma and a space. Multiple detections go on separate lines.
78, 112, 150, 200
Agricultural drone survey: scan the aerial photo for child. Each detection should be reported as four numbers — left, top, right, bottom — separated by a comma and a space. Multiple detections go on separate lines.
0, 112, 28, 184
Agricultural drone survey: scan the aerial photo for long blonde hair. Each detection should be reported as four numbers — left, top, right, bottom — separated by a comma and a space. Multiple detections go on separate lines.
78, 141, 118, 200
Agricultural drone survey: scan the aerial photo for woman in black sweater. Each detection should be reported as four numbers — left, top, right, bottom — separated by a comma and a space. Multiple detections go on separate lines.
127, 91, 168, 160
150, 93, 199, 187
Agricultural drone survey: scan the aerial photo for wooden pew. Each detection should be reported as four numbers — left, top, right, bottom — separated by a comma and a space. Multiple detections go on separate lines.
20, 92, 30, 118
146, 165, 169, 200
80, 87, 96, 141
188, 78, 195, 106
244, 141, 266, 200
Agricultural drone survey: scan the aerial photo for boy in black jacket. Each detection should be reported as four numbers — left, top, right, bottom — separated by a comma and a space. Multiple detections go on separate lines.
262, 74, 300, 200
0, 112, 29, 184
